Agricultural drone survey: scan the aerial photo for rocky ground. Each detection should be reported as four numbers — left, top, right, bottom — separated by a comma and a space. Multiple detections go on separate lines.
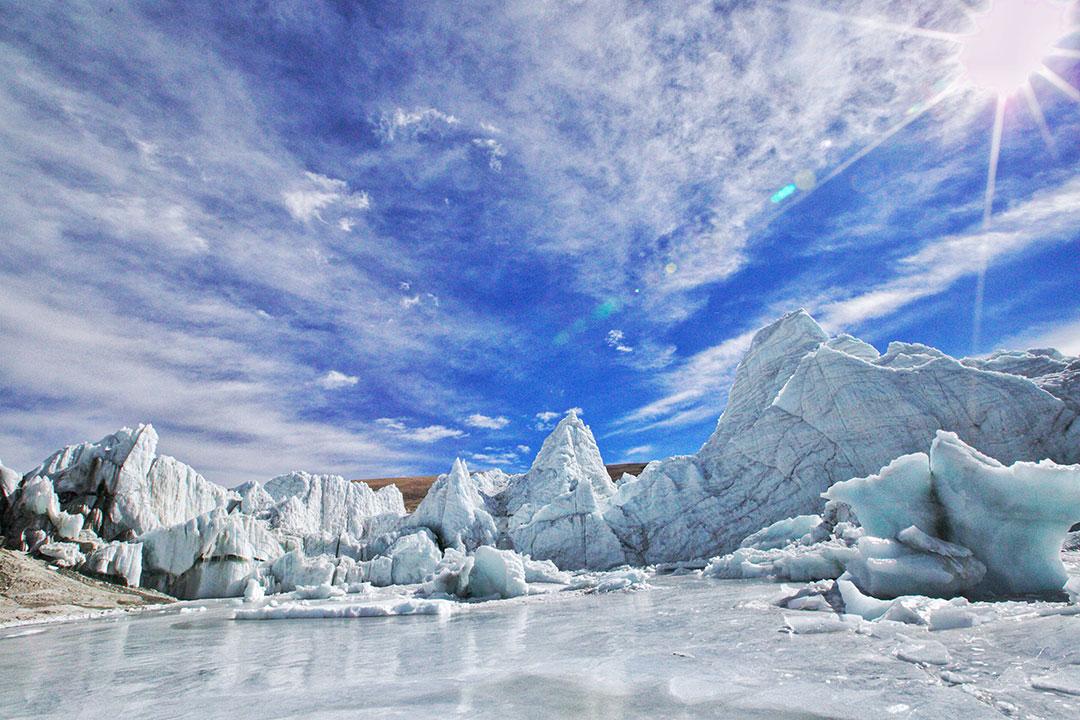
0, 547, 173, 627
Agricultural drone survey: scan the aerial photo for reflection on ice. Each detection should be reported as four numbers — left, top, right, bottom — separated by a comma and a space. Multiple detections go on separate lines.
5, 575, 1080, 719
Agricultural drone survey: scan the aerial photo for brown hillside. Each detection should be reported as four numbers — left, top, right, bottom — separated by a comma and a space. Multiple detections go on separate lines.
357, 462, 649, 512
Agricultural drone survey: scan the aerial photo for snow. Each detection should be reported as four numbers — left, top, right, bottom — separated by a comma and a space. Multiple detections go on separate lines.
12, 424, 236, 543
140, 507, 283, 598
234, 597, 455, 621
257, 470, 406, 541
502, 410, 615, 527
511, 470, 624, 570
406, 458, 497, 551
0, 460, 20, 499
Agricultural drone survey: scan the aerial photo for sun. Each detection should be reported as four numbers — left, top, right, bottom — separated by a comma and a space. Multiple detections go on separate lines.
960, 0, 1072, 95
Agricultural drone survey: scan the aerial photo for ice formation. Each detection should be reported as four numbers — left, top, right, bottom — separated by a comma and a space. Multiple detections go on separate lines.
714, 430, 1080, 601
502, 410, 615, 528
2, 308, 1078, 610
406, 458, 498, 551
606, 310, 1080, 564
511, 468, 624, 570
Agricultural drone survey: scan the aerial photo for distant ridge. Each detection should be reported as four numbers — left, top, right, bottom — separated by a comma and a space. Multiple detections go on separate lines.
356, 462, 649, 511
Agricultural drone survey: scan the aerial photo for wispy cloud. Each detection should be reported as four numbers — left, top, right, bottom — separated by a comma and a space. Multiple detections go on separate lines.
317, 370, 359, 390
464, 414, 511, 430
619, 174, 1080, 432
375, 418, 466, 444
282, 171, 370, 224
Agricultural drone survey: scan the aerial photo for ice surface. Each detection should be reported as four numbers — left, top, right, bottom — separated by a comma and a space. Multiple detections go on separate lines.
8, 574, 1080, 718
234, 597, 455, 620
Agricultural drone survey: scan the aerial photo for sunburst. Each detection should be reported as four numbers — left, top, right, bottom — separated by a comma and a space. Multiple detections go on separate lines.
770, 0, 1079, 351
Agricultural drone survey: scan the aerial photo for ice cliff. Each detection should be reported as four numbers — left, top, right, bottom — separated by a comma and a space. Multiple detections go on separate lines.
606, 310, 1079, 564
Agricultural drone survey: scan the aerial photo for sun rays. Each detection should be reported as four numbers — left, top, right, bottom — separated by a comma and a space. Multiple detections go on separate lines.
767, 0, 1079, 352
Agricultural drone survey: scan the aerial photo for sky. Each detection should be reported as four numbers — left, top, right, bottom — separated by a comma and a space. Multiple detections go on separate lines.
0, 0, 1077, 486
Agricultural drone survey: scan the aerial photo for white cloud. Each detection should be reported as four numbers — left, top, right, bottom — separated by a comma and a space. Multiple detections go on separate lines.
623, 444, 653, 458
815, 176, 1080, 334
516, 444, 531, 454
465, 414, 511, 430
1001, 318, 1080, 357
0, 8, 524, 482
471, 137, 506, 171
469, 450, 519, 466
377, 107, 460, 141
317, 370, 359, 390
606, 329, 634, 353
376, 418, 465, 444
282, 171, 370, 224
533, 407, 583, 431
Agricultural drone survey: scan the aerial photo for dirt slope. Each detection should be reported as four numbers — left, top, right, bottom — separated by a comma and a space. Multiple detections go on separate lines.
357, 462, 649, 512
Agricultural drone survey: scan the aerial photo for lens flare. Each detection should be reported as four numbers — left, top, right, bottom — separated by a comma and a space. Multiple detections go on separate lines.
960, 0, 1070, 95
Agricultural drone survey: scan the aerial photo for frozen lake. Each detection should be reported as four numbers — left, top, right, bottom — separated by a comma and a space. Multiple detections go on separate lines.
3, 575, 1080, 719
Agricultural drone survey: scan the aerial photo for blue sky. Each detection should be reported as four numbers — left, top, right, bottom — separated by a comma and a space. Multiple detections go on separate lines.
0, 0, 1078, 485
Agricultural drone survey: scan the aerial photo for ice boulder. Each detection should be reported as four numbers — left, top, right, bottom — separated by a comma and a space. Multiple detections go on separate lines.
39, 541, 85, 568
511, 474, 624, 570
823, 453, 941, 538
386, 530, 442, 585
824, 431, 1080, 597
465, 546, 528, 599
842, 528, 986, 599
739, 514, 823, 551
930, 431, 1080, 596
271, 550, 337, 593
407, 458, 498, 551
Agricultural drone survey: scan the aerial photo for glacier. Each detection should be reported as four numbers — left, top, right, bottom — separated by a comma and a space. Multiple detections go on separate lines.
2, 308, 1079, 610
